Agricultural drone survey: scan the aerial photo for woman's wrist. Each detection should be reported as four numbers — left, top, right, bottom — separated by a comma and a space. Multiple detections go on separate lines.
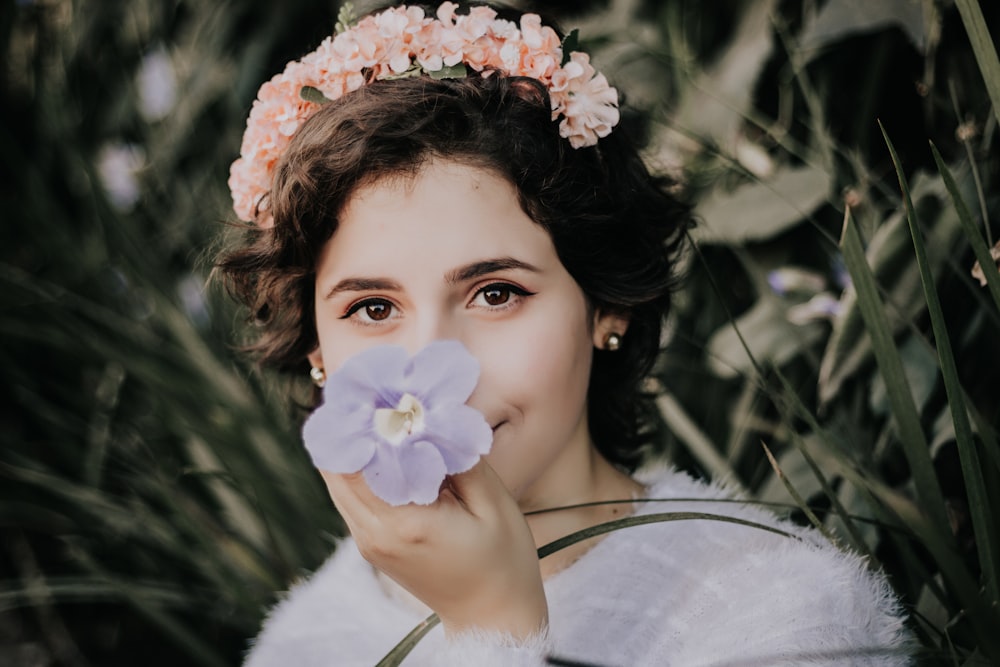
439, 593, 549, 642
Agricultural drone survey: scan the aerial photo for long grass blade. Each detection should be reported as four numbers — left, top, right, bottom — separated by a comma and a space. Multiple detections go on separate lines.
655, 392, 738, 485
375, 614, 441, 667
70, 551, 232, 667
535, 511, 799, 559
871, 481, 1000, 661
954, 0, 1000, 128
770, 370, 877, 560
882, 123, 1000, 607
0, 578, 198, 613
838, 205, 951, 537
929, 142, 1000, 312
761, 442, 839, 545
825, 458, 1000, 646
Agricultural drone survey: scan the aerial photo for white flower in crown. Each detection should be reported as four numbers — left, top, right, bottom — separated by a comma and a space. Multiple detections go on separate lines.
229, 2, 620, 224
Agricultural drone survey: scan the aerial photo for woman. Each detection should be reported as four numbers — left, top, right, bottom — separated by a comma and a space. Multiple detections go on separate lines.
220, 3, 911, 664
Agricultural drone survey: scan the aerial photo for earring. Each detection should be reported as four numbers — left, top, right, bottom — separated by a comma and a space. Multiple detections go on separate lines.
309, 366, 326, 388
604, 332, 622, 351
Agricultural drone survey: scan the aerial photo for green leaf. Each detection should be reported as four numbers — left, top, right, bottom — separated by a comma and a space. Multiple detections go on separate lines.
930, 142, 1000, 313
335, 2, 357, 35
560, 29, 579, 66
867, 334, 939, 417
692, 165, 830, 244
655, 392, 738, 485
954, 0, 1000, 128
798, 0, 928, 59
300, 86, 330, 104
869, 480, 1000, 660
761, 442, 839, 545
838, 204, 951, 537
818, 172, 963, 405
428, 63, 468, 80
767, 370, 879, 561
882, 122, 1000, 610
669, 1, 777, 156
705, 296, 826, 378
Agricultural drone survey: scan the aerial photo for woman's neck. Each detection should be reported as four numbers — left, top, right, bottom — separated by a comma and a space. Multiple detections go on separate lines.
521, 443, 645, 579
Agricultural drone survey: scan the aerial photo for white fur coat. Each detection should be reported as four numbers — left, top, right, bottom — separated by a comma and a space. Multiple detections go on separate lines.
244, 467, 912, 666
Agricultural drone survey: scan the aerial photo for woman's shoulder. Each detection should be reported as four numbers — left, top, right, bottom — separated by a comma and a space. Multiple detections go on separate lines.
632, 465, 906, 611
243, 539, 420, 666
548, 464, 913, 664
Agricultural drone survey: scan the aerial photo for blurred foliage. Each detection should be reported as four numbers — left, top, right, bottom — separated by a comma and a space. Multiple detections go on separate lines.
1, 0, 999, 665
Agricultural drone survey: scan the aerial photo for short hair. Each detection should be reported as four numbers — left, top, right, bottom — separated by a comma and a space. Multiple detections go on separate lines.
218, 69, 690, 471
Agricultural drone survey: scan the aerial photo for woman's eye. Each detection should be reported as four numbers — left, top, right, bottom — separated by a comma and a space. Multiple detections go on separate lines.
471, 283, 533, 309
364, 302, 392, 320
483, 285, 511, 305
342, 298, 395, 323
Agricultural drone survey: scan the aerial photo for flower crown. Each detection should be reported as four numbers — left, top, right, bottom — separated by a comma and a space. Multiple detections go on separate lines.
228, 1, 620, 224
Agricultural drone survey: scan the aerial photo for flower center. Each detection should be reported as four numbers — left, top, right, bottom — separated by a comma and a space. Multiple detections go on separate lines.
373, 393, 426, 445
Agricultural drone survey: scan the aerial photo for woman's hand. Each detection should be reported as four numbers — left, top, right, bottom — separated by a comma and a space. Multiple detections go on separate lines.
320, 459, 548, 640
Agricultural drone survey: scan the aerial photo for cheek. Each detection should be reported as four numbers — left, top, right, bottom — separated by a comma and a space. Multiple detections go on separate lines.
313, 308, 372, 374
473, 290, 594, 422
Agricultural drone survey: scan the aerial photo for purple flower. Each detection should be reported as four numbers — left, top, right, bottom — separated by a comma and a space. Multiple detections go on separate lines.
767, 267, 826, 296
302, 340, 493, 505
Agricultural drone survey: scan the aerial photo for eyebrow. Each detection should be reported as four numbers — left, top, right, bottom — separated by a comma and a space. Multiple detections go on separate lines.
323, 277, 402, 300
444, 257, 540, 284
323, 257, 539, 300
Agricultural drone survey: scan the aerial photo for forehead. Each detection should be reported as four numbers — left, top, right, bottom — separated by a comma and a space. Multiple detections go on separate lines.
317, 160, 557, 280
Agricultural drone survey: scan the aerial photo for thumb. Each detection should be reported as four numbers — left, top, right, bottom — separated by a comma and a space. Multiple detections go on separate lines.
446, 458, 515, 512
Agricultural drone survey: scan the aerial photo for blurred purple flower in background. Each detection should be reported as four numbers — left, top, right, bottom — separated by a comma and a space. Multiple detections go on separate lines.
787, 293, 843, 324
136, 46, 177, 123
302, 340, 493, 505
766, 266, 826, 296
96, 142, 145, 211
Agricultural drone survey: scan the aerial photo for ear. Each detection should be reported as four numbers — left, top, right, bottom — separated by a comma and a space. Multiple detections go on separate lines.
307, 347, 324, 371
592, 308, 630, 350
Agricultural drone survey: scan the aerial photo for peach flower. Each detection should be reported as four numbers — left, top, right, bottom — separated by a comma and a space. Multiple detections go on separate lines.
228, 3, 620, 223
550, 52, 620, 148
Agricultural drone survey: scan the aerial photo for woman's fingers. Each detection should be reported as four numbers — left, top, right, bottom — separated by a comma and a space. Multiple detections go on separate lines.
445, 459, 508, 515
321, 457, 511, 559
319, 470, 379, 525
324, 456, 500, 514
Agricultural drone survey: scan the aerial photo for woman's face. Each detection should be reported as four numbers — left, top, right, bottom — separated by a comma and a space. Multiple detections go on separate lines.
308, 160, 624, 506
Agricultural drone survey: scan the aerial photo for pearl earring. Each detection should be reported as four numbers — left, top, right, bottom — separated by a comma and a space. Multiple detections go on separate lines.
310, 366, 326, 388
604, 332, 622, 351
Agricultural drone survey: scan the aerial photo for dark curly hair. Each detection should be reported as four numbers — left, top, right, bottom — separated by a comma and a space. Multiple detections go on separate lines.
218, 19, 690, 471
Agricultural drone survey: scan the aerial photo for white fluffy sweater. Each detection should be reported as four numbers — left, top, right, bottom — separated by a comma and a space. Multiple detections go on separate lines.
244, 467, 912, 666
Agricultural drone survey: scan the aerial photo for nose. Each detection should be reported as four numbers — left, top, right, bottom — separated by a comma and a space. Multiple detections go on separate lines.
402, 307, 465, 356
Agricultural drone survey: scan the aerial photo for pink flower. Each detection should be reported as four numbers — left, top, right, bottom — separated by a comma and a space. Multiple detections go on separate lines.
331, 18, 380, 72
550, 52, 620, 148
230, 63, 320, 222
413, 19, 445, 71
459, 6, 498, 41
375, 7, 424, 73
971, 240, 1000, 287
519, 14, 560, 53
228, 3, 620, 223
436, 1, 458, 24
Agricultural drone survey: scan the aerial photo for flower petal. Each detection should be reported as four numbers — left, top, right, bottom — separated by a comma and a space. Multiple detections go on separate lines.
327, 345, 409, 408
302, 406, 377, 473
403, 339, 479, 405
423, 404, 493, 473
363, 440, 447, 505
